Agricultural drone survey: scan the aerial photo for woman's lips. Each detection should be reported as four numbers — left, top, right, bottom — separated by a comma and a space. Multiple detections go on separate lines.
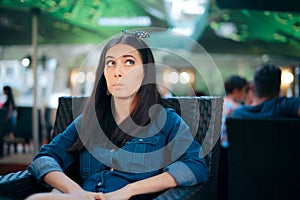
113, 83, 125, 87
113, 83, 125, 90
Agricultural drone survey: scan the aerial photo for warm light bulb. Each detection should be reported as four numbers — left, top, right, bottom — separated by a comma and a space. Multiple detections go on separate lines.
168, 72, 179, 84
179, 72, 190, 84
76, 72, 86, 83
86, 72, 95, 83
21, 57, 30, 67
281, 71, 294, 85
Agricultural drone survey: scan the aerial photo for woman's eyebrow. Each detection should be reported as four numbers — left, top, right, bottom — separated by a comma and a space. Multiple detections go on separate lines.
105, 55, 114, 60
105, 55, 135, 60
122, 55, 136, 59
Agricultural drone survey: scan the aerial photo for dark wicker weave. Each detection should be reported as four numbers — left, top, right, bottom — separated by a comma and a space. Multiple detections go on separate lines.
0, 96, 223, 200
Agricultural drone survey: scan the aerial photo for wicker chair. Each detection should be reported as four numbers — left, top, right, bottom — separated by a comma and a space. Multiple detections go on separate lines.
0, 96, 223, 200
225, 117, 300, 200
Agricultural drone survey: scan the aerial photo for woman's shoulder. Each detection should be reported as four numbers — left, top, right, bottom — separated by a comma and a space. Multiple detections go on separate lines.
154, 107, 183, 130
163, 107, 181, 120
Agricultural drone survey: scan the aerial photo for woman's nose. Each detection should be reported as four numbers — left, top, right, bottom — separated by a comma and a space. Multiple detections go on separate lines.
114, 73, 122, 77
114, 61, 123, 77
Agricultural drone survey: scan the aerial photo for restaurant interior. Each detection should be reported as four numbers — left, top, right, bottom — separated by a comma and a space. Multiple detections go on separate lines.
0, 0, 300, 199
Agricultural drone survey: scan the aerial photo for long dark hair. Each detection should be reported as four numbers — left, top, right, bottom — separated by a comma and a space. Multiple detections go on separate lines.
69, 34, 162, 152
3, 86, 15, 109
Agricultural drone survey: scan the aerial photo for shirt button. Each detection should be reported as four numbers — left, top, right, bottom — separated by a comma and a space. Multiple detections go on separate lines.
110, 149, 114, 152
110, 168, 114, 171
139, 138, 143, 142
97, 182, 102, 186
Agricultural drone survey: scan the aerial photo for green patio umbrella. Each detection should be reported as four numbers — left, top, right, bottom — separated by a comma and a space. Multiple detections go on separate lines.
0, 0, 168, 153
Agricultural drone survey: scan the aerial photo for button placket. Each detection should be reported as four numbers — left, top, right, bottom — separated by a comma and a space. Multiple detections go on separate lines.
95, 172, 104, 191
110, 149, 115, 172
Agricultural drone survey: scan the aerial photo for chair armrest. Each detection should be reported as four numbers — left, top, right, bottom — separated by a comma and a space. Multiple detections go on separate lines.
153, 186, 197, 200
0, 170, 50, 200
154, 181, 216, 200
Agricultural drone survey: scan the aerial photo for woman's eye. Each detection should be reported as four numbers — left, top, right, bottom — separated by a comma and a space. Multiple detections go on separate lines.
125, 60, 134, 66
106, 60, 114, 66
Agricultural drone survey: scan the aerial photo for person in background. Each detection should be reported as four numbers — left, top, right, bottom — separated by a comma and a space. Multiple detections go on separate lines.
2, 86, 16, 129
26, 31, 208, 200
218, 75, 248, 200
232, 64, 300, 118
0, 86, 17, 157
243, 81, 254, 105
220, 75, 249, 148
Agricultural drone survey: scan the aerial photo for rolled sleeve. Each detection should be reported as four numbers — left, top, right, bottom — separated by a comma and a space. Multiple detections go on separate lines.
163, 161, 197, 186
162, 109, 209, 186
28, 156, 63, 181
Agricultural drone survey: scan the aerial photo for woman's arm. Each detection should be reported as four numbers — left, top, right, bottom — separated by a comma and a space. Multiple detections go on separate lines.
162, 110, 209, 186
43, 171, 82, 194
28, 118, 81, 181
105, 172, 177, 200
25, 171, 105, 200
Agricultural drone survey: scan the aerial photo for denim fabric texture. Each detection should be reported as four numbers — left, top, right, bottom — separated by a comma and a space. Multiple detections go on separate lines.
28, 108, 208, 193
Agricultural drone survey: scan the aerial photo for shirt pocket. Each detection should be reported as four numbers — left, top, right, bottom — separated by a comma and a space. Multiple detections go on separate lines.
124, 135, 161, 153
117, 135, 164, 173
80, 150, 106, 180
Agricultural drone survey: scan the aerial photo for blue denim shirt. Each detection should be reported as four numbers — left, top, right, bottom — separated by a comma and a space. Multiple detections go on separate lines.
28, 108, 208, 193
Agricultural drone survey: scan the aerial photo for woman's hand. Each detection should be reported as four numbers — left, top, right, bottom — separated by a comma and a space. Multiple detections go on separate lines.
26, 190, 105, 200
103, 172, 177, 200
103, 184, 133, 200
69, 189, 105, 200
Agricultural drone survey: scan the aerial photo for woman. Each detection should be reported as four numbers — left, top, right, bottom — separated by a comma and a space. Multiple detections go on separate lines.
2, 86, 16, 136
26, 32, 208, 200
0, 85, 16, 157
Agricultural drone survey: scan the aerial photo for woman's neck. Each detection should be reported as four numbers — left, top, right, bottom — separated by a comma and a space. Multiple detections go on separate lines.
113, 96, 137, 124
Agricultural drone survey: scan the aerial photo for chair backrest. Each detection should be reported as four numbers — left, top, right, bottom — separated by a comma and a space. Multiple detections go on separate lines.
16, 107, 42, 142
52, 96, 223, 199
226, 117, 300, 200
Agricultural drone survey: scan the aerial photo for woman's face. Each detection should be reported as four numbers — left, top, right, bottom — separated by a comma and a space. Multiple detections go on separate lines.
104, 43, 144, 99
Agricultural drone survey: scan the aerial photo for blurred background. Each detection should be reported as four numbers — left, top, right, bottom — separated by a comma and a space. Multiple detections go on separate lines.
0, 0, 299, 152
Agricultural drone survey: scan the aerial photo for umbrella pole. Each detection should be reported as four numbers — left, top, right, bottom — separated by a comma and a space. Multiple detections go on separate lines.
32, 8, 40, 154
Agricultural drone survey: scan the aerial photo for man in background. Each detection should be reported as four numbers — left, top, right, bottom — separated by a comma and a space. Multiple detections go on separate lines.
232, 64, 300, 118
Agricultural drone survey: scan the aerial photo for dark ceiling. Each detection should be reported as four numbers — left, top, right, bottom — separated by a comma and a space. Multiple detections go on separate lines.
0, 0, 300, 59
